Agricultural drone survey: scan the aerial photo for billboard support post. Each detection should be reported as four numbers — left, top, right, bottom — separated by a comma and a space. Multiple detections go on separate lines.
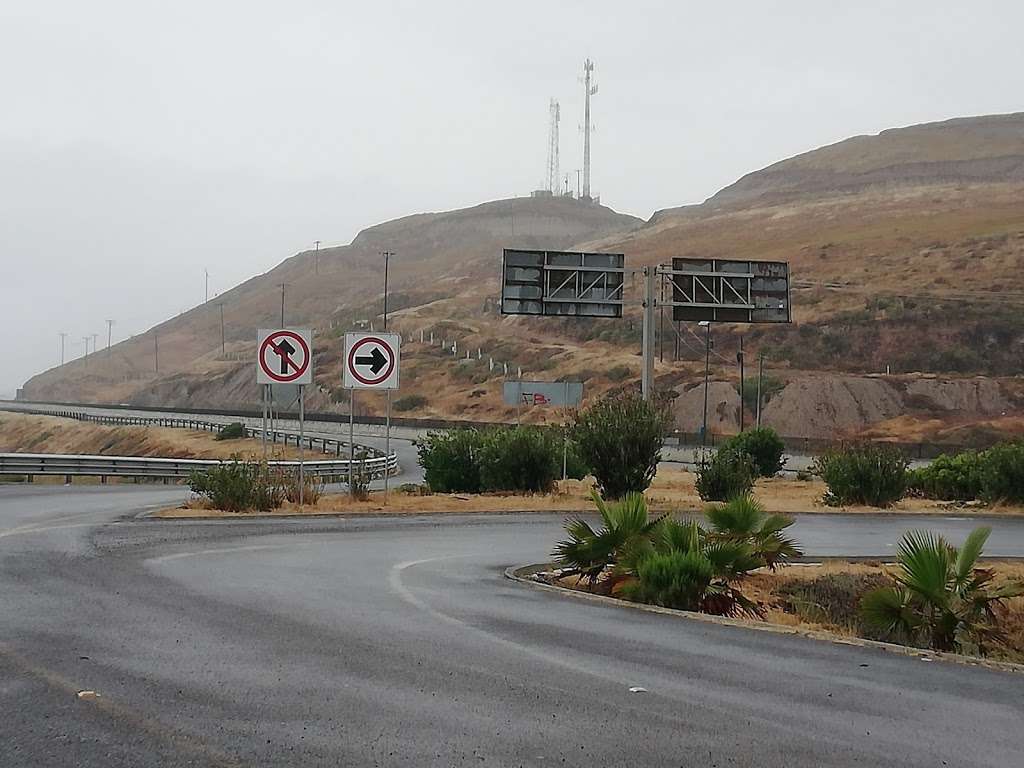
641, 266, 656, 401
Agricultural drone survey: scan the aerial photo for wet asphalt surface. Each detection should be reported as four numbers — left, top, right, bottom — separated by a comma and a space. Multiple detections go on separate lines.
2, 483, 1024, 767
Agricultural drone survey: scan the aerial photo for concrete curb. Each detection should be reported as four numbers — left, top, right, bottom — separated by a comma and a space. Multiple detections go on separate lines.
504, 563, 1024, 676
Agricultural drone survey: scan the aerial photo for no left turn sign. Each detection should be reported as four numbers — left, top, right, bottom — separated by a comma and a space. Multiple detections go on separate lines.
344, 332, 400, 390
257, 328, 313, 385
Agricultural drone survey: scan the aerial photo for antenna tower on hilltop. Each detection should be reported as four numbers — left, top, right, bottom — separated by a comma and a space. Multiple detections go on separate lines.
582, 59, 597, 200
546, 99, 560, 195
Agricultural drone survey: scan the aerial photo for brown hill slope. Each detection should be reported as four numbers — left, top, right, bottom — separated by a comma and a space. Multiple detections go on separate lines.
20, 114, 1024, 442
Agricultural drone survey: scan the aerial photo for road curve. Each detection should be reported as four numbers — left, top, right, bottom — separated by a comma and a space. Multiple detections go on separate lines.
2, 485, 1023, 766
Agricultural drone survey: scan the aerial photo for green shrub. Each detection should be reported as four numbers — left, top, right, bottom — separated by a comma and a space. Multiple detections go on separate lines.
776, 573, 893, 640
215, 422, 247, 441
572, 391, 670, 499
478, 426, 560, 493
562, 438, 590, 480
393, 394, 428, 412
417, 429, 483, 493
737, 375, 784, 413
814, 443, 908, 507
721, 427, 785, 477
606, 364, 633, 382
189, 460, 284, 512
979, 440, 1024, 503
623, 550, 715, 611
908, 451, 984, 501
695, 448, 756, 502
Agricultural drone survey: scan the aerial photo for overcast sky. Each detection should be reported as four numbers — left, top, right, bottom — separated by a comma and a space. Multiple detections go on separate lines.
2, 1, 1022, 395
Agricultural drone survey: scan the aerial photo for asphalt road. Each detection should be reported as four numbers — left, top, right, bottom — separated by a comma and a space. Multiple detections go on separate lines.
2, 484, 1024, 766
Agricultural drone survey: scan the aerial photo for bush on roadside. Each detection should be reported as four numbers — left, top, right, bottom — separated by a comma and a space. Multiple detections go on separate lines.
907, 451, 985, 501
776, 572, 893, 640
478, 426, 561, 494
215, 422, 247, 441
417, 429, 483, 493
978, 440, 1024, 504
280, 470, 324, 505
347, 449, 372, 500
720, 427, 785, 478
572, 391, 670, 499
695, 448, 756, 502
189, 460, 285, 512
814, 443, 908, 507
393, 394, 428, 412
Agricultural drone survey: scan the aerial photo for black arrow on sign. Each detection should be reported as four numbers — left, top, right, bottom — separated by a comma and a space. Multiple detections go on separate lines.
355, 346, 387, 375
271, 338, 297, 374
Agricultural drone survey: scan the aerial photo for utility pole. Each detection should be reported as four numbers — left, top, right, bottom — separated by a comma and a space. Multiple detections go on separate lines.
279, 284, 287, 327
91, 333, 99, 358
700, 320, 711, 448
314, 240, 321, 275
381, 250, 394, 330
756, 351, 765, 428
105, 319, 115, 355
218, 303, 226, 356
205, 269, 209, 303
575, 169, 581, 198
737, 335, 745, 433
658, 272, 665, 363
154, 330, 159, 373
58, 332, 67, 366
82, 336, 90, 360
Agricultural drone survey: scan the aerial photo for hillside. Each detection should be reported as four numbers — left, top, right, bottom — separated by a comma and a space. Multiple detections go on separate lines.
20, 113, 1024, 444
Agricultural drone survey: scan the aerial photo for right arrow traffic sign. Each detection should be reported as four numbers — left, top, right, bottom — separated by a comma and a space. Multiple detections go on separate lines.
344, 332, 400, 390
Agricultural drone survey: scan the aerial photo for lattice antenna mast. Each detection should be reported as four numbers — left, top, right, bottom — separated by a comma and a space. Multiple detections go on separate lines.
546, 99, 560, 195
582, 59, 597, 200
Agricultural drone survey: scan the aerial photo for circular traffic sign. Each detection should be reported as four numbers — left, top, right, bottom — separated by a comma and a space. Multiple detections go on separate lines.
346, 335, 396, 386
259, 330, 311, 383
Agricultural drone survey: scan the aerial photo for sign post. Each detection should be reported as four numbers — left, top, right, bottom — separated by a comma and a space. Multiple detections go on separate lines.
258, 328, 314, 507
343, 332, 401, 499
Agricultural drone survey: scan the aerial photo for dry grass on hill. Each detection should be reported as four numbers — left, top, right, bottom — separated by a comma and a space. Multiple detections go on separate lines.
0, 412, 303, 460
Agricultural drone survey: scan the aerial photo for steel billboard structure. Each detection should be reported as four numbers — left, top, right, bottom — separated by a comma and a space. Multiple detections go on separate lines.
501, 249, 625, 318
664, 258, 791, 323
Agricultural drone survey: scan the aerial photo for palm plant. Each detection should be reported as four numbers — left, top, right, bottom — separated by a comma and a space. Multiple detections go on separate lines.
704, 495, 802, 569
552, 491, 664, 585
861, 527, 1024, 653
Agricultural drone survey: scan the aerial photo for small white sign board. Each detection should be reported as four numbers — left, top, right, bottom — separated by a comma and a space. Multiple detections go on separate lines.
343, 332, 400, 390
257, 328, 313, 385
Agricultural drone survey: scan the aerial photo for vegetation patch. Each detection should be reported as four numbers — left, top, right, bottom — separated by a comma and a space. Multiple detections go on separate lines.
815, 442, 909, 507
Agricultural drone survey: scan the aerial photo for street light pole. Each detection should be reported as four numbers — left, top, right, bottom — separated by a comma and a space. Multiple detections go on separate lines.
737, 335, 745, 433
218, 303, 226, 356
314, 240, 321, 276
756, 351, 765, 428
105, 320, 115, 355
700, 320, 711, 448
381, 250, 394, 330
58, 332, 67, 366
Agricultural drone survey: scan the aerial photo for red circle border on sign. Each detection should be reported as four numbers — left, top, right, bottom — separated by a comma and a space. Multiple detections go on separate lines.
259, 331, 311, 383
347, 336, 395, 386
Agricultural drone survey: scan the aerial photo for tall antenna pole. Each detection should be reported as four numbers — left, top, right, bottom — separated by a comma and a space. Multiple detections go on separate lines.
546, 99, 560, 195
582, 59, 597, 200
58, 332, 67, 366
105, 319, 115, 355
314, 240, 321, 275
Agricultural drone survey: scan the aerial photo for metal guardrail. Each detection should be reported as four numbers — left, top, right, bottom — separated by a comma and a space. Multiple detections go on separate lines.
0, 452, 397, 480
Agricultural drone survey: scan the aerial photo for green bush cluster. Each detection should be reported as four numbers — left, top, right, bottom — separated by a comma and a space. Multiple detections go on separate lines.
553, 493, 801, 616
393, 394, 428, 412
572, 390, 670, 499
215, 422, 247, 441
417, 426, 581, 494
720, 427, 785, 478
694, 448, 756, 502
189, 460, 285, 512
814, 443, 909, 507
908, 440, 1024, 504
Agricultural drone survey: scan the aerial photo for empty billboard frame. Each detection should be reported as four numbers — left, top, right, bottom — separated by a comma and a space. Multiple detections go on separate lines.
501, 249, 625, 318
666, 258, 791, 323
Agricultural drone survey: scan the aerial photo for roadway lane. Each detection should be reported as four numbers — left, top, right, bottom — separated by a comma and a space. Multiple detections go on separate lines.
2, 486, 1024, 766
